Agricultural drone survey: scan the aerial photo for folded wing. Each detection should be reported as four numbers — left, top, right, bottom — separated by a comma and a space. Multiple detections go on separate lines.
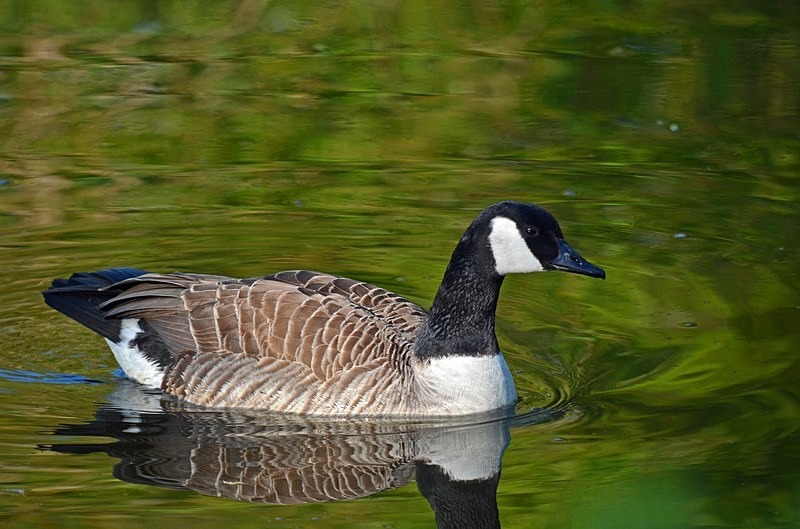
100, 270, 427, 413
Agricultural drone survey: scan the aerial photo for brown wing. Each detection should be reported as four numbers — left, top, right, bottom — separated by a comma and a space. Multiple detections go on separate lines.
184, 433, 415, 504
100, 271, 427, 413
267, 270, 427, 339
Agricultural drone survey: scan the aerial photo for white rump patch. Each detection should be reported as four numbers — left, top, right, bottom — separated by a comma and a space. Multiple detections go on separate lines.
417, 354, 517, 415
105, 319, 164, 388
488, 216, 544, 275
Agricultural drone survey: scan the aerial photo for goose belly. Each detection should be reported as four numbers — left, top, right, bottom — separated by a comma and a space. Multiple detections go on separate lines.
415, 354, 518, 415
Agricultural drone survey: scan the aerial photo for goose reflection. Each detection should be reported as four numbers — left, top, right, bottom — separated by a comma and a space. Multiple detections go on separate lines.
44, 382, 562, 528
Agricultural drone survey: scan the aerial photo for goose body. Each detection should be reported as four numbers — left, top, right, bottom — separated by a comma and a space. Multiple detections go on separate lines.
43, 201, 605, 417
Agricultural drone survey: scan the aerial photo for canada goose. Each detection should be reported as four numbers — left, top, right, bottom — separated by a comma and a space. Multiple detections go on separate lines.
43, 200, 605, 416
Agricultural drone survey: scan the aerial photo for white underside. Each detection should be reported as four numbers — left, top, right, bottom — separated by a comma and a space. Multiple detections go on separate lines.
417, 419, 509, 481
416, 354, 517, 416
488, 216, 544, 275
105, 319, 164, 388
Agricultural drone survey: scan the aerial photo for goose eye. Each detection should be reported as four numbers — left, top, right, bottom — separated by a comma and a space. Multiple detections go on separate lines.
525, 226, 539, 237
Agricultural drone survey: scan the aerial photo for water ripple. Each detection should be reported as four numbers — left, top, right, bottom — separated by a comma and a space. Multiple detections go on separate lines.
0, 368, 103, 385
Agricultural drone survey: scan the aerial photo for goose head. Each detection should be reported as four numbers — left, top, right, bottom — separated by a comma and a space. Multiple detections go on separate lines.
413, 200, 605, 400
481, 201, 605, 279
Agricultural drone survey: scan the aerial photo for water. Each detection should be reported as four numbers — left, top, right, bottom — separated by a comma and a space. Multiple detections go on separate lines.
1, 2, 799, 528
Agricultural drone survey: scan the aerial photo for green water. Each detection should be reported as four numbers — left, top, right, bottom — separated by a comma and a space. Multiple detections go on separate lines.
1, 2, 798, 528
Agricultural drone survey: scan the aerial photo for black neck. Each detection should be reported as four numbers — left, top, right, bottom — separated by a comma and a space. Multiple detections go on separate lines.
414, 240, 504, 360
416, 463, 501, 529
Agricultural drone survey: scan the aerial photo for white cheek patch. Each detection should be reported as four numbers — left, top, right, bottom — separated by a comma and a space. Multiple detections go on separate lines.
488, 216, 544, 275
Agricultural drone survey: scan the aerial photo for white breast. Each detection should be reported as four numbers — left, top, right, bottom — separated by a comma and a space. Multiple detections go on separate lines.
415, 354, 518, 415
416, 419, 509, 481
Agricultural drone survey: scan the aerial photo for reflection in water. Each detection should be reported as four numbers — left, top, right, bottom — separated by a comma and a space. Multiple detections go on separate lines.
43, 383, 562, 528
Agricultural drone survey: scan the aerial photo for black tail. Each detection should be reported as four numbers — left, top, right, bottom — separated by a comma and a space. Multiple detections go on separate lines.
43, 268, 150, 342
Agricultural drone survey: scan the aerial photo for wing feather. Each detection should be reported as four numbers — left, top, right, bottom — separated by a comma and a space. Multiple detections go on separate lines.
99, 270, 426, 413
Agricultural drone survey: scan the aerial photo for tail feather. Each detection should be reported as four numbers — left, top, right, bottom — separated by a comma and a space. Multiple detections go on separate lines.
42, 268, 150, 341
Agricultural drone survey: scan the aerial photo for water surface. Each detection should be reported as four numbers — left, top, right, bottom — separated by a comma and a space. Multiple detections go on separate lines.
1, 2, 799, 528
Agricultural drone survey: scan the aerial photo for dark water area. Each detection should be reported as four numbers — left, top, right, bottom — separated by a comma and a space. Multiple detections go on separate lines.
1, 2, 799, 528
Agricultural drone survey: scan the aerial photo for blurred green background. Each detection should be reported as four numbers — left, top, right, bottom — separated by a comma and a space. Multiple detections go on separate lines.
0, 1, 798, 528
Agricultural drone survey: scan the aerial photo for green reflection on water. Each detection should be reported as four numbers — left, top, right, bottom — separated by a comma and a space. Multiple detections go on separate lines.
1, 1, 799, 528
